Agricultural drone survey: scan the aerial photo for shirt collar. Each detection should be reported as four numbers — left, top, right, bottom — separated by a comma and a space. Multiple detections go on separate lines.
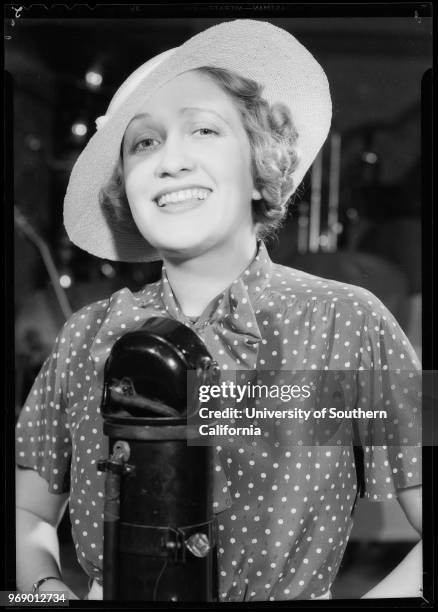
138, 240, 273, 326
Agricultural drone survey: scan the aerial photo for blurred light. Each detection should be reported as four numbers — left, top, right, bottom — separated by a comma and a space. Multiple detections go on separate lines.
362, 151, 378, 164
85, 70, 103, 89
101, 263, 116, 278
25, 134, 42, 151
60, 274, 72, 288
71, 121, 88, 137
319, 234, 329, 248
346, 208, 359, 221
332, 222, 343, 235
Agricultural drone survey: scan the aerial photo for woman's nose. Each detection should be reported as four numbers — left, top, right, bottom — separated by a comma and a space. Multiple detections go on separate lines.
154, 135, 195, 178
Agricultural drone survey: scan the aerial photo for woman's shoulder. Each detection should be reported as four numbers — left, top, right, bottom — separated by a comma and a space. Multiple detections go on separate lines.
60, 282, 160, 336
64, 296, 113, 328
268, 261, 388, 317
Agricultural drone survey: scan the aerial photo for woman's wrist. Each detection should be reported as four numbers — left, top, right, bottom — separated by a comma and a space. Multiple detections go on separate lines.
36, 577, 64, 592
31, 576, 62, 594
36, 578, 79, 599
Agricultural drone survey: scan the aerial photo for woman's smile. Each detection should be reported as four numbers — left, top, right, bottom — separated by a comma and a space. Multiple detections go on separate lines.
155, 187, 212, 209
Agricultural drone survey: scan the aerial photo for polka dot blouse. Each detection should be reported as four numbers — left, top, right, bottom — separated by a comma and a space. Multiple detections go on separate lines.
16, 241, 421, 601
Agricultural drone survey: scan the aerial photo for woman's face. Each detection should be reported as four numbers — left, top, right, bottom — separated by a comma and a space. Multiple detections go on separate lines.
122, 70, 260, 259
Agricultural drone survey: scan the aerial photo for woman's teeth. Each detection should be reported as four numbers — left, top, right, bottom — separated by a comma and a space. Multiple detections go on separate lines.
156, 188, 210, 207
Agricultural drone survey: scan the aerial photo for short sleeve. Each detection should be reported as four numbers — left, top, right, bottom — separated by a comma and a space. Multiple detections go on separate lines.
15, 320, 72, 494
354, 298, 422, 501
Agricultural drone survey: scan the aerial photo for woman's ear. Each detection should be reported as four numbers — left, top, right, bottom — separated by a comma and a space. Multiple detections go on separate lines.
252, 187, 262, 201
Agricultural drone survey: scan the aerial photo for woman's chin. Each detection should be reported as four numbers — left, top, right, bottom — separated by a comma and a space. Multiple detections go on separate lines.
151, 236, 212, 260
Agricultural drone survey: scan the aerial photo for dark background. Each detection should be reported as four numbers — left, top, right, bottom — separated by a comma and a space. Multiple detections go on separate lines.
6, 7, 431, 599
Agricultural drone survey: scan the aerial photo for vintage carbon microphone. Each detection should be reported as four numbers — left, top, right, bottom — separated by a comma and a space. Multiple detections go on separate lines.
97, 317, 220, 601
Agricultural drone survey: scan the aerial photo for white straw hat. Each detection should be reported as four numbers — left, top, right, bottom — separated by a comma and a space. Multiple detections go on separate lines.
64, 19, 332, 262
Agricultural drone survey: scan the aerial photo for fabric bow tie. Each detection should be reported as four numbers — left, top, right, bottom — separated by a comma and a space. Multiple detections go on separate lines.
89, 274, 263, 378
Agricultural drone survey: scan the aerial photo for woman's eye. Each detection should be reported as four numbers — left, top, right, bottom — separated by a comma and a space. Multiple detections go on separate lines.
194, 128, 218, 136
133, 137, 160, 152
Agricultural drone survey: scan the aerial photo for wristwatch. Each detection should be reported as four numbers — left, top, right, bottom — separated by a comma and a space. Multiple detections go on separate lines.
31, 576, 61, 594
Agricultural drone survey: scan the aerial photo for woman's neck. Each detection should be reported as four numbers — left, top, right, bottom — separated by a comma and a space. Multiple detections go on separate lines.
162, 235, 258, 318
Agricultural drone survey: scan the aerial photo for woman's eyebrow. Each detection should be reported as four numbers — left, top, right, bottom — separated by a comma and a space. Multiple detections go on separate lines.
126, 107, 231, 131
179, 106, 231, 125
126, 112, 153, 127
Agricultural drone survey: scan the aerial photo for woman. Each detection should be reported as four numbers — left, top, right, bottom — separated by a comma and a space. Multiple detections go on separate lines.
16, 19, 422, 601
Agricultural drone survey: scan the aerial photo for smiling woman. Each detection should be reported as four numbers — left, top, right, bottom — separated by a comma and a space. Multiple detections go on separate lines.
15, 18, 422, 602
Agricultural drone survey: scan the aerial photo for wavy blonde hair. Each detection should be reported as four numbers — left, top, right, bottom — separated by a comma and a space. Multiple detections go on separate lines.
100, 66, 300, 241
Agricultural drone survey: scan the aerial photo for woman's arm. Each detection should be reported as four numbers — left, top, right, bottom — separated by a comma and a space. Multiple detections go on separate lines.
361, 485, 422, 599
16, 467, 80, 599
